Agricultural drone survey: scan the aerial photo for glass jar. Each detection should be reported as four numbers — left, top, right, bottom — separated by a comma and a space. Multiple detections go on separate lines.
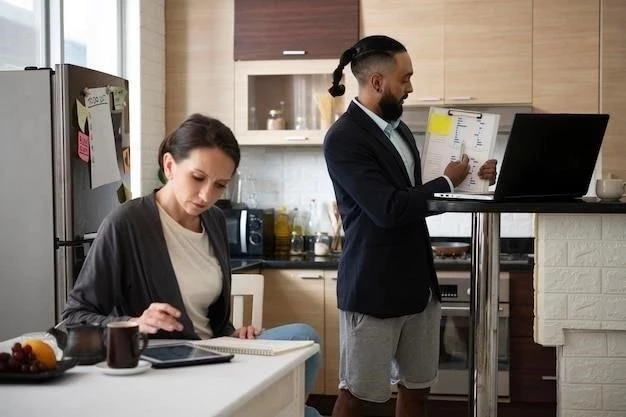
314, 232, 331, 256
289, 231, 304, 256
266, 109, 285, 130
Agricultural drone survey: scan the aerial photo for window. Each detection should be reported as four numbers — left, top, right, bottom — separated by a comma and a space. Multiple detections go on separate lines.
0, 0, 45, 70
63, 0, 120, 75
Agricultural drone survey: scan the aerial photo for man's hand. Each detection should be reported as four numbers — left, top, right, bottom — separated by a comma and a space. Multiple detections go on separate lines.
478, 159, 498, 185
130, 302, 183, 334
443, 154, 471, 187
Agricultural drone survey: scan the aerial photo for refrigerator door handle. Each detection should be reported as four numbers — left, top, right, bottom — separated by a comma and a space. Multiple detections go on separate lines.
55, 233, 97, 249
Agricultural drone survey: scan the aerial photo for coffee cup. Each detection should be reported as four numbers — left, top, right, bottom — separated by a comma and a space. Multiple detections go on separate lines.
596, 178, 625, 201
106, 321, 148, 368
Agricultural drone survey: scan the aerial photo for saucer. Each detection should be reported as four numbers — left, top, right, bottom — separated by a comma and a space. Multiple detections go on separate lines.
95, 360, 151, 376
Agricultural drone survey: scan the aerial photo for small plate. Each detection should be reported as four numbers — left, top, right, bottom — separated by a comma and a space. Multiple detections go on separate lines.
0, 358, 78, 383
95, 360, 151, 376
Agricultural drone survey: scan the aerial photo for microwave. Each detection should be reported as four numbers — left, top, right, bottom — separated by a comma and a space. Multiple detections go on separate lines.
222, 209, 274, 257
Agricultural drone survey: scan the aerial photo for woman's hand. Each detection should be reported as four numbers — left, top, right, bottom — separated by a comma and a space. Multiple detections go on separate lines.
232, 325, 262, 339
130, 302, 183, 334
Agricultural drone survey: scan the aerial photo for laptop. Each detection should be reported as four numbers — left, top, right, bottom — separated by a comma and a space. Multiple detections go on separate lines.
434, 113, 610, 201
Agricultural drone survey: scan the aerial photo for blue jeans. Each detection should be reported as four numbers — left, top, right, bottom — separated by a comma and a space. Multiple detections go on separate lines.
258, 323, 322, 417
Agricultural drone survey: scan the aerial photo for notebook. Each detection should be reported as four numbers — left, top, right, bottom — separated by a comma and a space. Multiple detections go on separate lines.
193, 337, 315, 356
433, 113, 610, 201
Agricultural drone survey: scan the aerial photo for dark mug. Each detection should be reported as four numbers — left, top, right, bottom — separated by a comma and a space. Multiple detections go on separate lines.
106, 321, 148, 368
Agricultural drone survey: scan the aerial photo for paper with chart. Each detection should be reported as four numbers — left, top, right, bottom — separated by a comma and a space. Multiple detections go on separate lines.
421, 107, 500, 193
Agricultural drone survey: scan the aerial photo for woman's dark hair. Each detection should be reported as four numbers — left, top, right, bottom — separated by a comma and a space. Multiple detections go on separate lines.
328, 35, 407, 97
158, 113, 240, 172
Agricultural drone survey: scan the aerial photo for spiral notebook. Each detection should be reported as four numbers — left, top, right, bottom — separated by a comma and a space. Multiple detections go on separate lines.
193, 337, 314, 356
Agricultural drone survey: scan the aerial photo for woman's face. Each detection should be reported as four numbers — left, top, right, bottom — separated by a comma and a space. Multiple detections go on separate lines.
163, 147, 236, 216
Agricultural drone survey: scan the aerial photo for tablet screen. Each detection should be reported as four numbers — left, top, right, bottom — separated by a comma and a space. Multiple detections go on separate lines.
142, 343, 233, 368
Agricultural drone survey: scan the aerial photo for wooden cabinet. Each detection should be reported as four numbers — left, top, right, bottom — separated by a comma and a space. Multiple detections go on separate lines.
234, 0, 359, 61
323, 270, 340, 395
262, 269, 326, 394
165, 0, 235, 132
508, 271, 557, 405
532, 0, 600, 113
361, 0, 444, 106
444, 0, 532, 105
234, 59, 357, 145
601, 0, 626, 180
361, 0, 532, 106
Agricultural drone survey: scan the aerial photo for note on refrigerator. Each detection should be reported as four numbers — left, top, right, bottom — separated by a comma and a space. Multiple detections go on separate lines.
85, 87, 121, 189
421, 107, 500, 193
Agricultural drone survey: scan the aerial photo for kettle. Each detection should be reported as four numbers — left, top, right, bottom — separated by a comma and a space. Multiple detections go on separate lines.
48, 321, 106, 365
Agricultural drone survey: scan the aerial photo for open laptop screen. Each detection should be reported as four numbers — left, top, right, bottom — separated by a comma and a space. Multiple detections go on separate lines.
492, 113, 609, 200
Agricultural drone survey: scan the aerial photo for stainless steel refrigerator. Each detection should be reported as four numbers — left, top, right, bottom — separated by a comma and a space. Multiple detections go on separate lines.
0, 64, 130, 339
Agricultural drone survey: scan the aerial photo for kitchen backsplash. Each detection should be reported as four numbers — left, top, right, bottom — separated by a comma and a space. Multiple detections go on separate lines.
238, 146, 535, 237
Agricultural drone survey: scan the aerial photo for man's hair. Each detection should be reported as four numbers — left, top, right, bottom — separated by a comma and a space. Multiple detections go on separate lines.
328, 35, 407, 97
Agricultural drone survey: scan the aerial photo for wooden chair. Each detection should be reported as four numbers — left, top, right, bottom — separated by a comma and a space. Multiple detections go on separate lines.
230, 274, 264, 329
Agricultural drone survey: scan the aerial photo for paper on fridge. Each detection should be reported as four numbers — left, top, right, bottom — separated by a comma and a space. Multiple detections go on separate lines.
85, 87, 121, 189
421, 107, 500, 193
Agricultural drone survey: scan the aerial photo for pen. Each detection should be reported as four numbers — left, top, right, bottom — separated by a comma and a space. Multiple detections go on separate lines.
459, 142, 465, 160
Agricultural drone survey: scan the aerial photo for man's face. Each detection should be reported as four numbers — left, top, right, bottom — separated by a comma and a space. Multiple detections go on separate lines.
378, 52, 413, 121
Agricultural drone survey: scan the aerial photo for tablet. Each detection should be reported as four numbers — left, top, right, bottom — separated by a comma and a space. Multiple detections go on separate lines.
141, 342, 234, 368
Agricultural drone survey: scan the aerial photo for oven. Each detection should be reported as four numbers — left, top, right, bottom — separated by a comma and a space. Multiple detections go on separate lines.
430, 271, 510, 397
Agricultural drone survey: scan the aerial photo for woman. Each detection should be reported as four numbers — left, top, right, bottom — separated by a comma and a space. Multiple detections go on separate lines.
63, 113, 321, 417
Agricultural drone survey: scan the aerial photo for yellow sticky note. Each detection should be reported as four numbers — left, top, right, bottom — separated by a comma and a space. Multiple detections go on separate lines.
427, 113, 453, 135
76, 99, 89, 132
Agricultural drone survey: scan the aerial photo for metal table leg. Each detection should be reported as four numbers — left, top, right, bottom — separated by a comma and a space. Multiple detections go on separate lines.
468, 212, 501, 417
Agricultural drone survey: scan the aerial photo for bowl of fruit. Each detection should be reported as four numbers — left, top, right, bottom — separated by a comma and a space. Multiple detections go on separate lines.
0, 338, 78, 382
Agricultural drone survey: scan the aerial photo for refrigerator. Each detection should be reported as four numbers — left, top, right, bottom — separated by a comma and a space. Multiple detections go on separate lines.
0, 64, 130, 340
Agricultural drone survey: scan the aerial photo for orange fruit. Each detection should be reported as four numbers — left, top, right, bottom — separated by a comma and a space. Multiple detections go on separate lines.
23, 339, 57, 370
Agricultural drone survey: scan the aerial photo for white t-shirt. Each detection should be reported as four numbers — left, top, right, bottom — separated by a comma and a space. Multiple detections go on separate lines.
157, 203, 223, 338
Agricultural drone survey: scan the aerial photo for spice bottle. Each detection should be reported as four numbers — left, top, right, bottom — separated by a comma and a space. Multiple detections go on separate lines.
267, 109, 285, 130
314, 232, 331, 256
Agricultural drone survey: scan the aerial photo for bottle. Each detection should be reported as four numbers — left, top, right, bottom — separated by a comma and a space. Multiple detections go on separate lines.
267, 109, 285, 130
249, 106, 258, 130
289, 230, 304, 255
274, 207, 290, 256
314, 232, 331, 256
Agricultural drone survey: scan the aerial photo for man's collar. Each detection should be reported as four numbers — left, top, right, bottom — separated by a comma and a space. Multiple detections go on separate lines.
353, 98, 400, 136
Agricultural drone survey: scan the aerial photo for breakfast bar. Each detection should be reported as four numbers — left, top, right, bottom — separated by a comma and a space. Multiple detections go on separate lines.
427, 197, 626, 417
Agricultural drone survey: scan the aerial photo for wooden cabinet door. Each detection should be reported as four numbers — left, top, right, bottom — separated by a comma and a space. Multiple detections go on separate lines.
532, 0, 600, 113
323, 270, 340, 395
234, 0, 359, 60
361, 0, 444, 106
445, 0, 532, 104
262, 269, 325, 394
601, 0, 626, 180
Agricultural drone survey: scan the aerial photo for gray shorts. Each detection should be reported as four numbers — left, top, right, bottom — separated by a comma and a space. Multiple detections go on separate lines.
338, 297, 441, 403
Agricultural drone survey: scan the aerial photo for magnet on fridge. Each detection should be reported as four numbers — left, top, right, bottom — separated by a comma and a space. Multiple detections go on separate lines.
77, 131, 90, 162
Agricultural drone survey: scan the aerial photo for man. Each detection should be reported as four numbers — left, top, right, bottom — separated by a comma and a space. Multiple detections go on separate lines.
323, 35, 497, 417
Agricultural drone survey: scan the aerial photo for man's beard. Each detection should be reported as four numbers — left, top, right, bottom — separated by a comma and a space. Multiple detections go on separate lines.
379, 91, 403, 121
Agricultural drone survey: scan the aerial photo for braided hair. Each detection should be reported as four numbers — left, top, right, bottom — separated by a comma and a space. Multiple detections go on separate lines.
328, 35, 407, 97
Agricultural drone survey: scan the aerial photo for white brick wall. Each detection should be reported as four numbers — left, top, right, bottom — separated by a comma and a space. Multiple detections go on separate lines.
536, 214, 626, 417
240, 147, 535, 237
125, 0, 166, 197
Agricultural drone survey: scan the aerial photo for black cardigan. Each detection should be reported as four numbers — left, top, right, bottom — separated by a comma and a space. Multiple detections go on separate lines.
62, 191, 236, 339
324, 102, 449, 318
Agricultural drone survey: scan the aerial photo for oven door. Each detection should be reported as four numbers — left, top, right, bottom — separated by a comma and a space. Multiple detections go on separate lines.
430, 302, 510, 397
224, 210, 246, 256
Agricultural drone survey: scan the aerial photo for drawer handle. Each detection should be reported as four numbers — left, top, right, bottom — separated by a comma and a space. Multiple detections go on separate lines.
541, 376, 557, 381
415, 97, 443, 102
285, 136, 309, 142
448, 96, 475, 101
299, 275, 323, 280
282, 50, 306, 56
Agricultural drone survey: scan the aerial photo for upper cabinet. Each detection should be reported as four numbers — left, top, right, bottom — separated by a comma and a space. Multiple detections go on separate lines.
361, 0, 532, 106
234, 0, 359, 60
445, 0, 532, 105
361, 0, 444, 107
532, 0, 600, 113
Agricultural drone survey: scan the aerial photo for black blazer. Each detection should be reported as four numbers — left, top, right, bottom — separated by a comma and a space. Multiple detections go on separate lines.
324, 101, 451, 318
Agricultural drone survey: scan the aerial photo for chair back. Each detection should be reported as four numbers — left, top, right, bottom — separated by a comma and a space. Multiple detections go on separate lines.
230, 274, 264, 329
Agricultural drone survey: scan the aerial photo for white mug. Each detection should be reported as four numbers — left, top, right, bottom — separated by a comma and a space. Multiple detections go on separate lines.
596, 179, 625, 201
